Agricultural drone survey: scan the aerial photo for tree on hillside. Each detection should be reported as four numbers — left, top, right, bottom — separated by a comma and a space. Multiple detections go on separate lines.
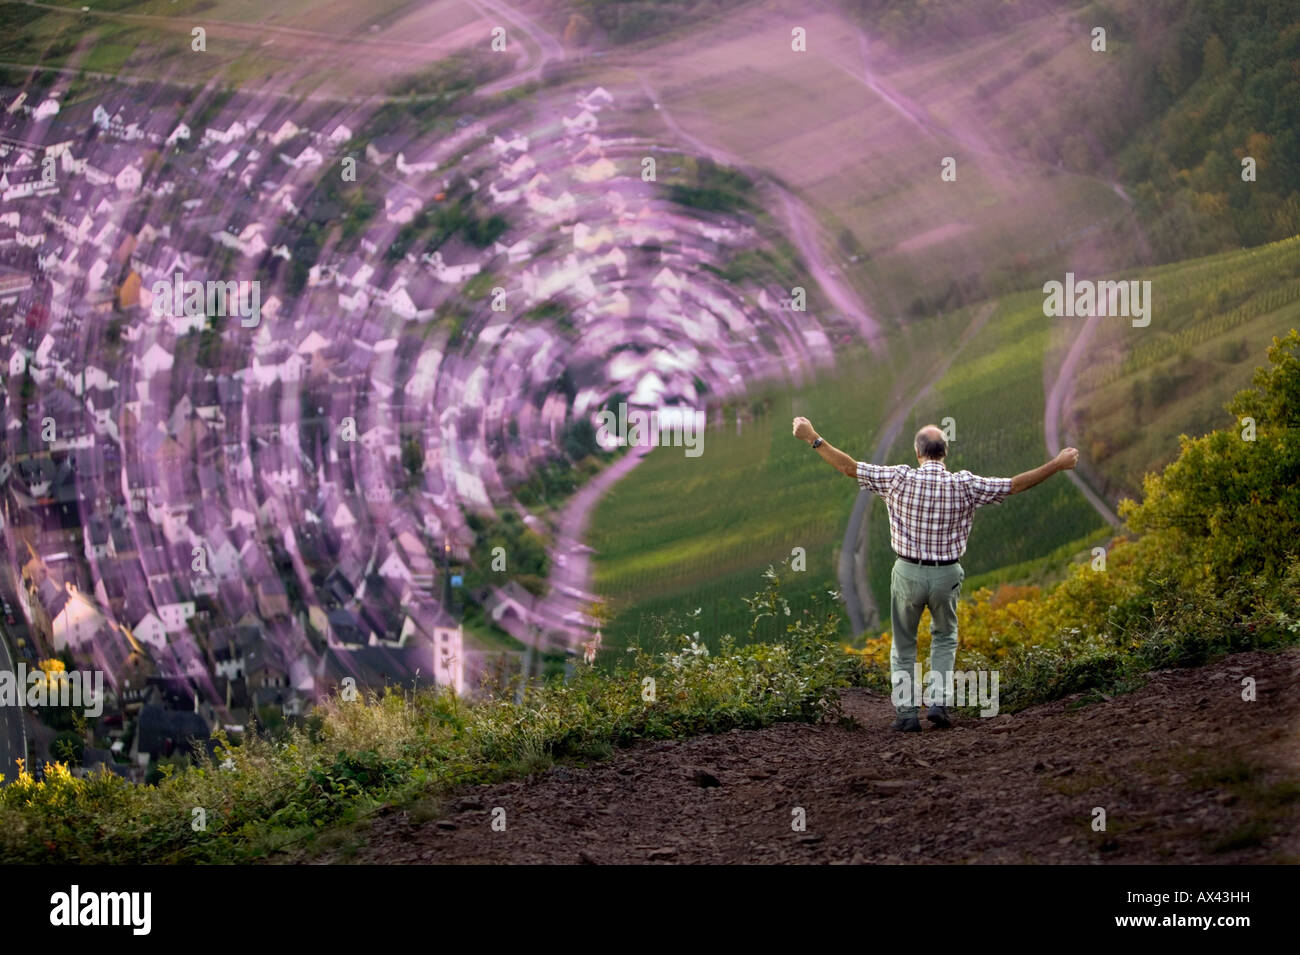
563, 12, 592, 47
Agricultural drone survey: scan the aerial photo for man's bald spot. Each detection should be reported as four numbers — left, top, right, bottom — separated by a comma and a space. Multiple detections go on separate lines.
915, 425, 948, 461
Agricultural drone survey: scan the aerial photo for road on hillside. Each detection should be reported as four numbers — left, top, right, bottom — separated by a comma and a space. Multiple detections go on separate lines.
1044, 311, 1122, 528
819, 8, 1133, 624
0, 624, 29, 782
531, 443, 653, 646
522, 74, 885, 651
467, 0, 566, 96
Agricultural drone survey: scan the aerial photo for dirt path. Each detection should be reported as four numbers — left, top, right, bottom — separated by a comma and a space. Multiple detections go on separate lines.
839, 301, 997, 631
316, 647, 1300, 864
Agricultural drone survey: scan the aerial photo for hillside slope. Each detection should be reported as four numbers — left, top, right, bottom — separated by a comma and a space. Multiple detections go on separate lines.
313, 646, 1299, 864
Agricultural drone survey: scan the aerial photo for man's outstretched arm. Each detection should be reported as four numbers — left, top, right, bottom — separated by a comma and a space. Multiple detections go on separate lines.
1009, 448, 1079, 493
792, 416, 857, 477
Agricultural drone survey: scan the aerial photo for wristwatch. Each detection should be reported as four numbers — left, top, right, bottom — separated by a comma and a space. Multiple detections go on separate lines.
811, 437, 823, 449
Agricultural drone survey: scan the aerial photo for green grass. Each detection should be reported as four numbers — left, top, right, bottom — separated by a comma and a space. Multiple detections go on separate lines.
460, 617, 526, 654
962, 525, 1114, 594
586, 365, 884, 647
79, 40, 136, 74
588, 306, 976, 648
1069, 235, 1300, 500
0, 0, 482, 95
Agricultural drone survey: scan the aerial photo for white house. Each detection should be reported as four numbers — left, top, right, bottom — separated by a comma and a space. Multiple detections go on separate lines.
396, 151, 438, 176
208, 538, 240, 579
423, 250, 481, 284
388, 286, 418, 320
331, 502, 356, 532
378, 551, 413, 584
280, 144, 323, 169
562, 109, 598, 135
50, 586, 102, 651
324, 122, 353, 146
385, 191, 421, 224
297, 330, 330, 354
492, 237, 534, 265
503, 154, 536, 179
491, 132, 528, 156
267, 118, 300, 146
132, 611, 168, 651
432, 623, 465, 692
140, 343, 174, 377
209, 147, 240, 172
204, 119, 247, 145
579, 86, 614, 110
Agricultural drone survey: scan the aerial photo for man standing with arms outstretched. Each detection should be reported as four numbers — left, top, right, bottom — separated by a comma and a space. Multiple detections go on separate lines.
792, 417, 1079, 732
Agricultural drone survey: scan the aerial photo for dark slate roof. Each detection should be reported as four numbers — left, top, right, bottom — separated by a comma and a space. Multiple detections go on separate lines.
134, 703, 212, 757
318, 644, 438, 690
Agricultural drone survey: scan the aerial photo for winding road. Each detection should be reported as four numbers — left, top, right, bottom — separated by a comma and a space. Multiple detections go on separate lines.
531, 444, 653, 645
1044, 311, 1121, 528
467, 0, 566, 96
0, 625, 29, 782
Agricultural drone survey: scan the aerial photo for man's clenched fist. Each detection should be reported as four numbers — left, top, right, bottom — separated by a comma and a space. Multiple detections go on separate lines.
792, 416, 817, 443
1055, 447, 1079, 470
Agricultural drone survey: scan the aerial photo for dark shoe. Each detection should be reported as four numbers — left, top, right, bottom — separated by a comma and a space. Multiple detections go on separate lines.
926, 705, 952, 729
892, 715, 922, 733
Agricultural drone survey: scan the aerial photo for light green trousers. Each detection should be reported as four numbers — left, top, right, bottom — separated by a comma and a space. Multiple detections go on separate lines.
889, 558, 964, 717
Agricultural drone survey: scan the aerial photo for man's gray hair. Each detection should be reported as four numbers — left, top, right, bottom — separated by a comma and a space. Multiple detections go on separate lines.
914, 427, 947, 461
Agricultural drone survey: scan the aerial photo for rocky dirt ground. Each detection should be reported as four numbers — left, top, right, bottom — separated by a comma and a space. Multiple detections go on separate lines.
311, 647, 1300, 864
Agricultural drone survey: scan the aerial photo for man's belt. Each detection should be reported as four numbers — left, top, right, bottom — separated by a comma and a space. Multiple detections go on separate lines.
897, 554, 959, 566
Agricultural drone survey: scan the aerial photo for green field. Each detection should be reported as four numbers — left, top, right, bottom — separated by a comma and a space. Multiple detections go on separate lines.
1068, 235, 1300, 501
31, 0, 430, 33
587, 306, 975, 649
584, 367, 876, 650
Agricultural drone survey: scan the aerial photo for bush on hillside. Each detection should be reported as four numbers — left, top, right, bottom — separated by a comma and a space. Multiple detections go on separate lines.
1122, 330, 1300, 591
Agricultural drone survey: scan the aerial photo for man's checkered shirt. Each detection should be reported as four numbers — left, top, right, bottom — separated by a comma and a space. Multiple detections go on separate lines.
856, 460, 1012, 562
